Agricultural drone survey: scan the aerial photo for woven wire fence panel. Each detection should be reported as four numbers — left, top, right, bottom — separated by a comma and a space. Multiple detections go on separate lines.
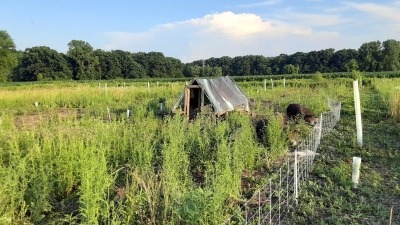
224, 98, 341, 225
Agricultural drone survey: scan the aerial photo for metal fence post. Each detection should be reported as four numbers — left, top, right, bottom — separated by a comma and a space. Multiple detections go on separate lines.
245, 203, 248, 225
258, 189, 261, 225
269, 178, 272, 225
286, 160, 289, 210
294, 150, 298, 206
279, 167, 282, 225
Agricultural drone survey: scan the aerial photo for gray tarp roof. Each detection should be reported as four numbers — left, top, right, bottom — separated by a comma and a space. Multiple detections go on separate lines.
173, 76, 250, 115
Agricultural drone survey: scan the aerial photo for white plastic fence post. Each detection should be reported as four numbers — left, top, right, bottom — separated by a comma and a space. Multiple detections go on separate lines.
147, 82, 150, 90
353, 80, 363, 147
318, 113, 323, 144
126, 109, 130, 118
160, 103, 164, 111
263, 79, 267, 92
352, 157, 361, 188
270, 79, 274, 88
34, 102, 39, 107
283, 78, 286, 87
157, 81, 159, 87
107, 106, 111, 122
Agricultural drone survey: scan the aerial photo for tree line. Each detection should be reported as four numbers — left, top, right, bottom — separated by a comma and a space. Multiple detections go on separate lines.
1, 30, 400, 82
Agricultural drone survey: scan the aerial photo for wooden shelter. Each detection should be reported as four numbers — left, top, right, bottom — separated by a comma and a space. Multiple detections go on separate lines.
172, 76, 250, 119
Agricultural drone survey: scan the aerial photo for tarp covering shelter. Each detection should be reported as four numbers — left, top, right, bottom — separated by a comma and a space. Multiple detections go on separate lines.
172, 76, 250, 118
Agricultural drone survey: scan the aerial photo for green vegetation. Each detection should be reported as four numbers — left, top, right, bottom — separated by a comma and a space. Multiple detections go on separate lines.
2, 30, 400, 82
0, 76, 399, 224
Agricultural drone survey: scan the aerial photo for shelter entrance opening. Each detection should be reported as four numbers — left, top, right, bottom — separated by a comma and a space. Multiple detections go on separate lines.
185, 85, 204, 119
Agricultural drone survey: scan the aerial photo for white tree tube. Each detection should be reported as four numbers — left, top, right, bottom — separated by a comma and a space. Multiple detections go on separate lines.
352, 157, 361, 188
353, 80, 363, 147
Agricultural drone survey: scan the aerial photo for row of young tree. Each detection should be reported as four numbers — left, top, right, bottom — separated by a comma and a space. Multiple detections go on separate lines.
1, 30, 400, 82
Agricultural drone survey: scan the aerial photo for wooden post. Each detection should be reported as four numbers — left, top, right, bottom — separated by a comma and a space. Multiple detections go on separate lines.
184, 87, 190, 120
389, 207, 393, 225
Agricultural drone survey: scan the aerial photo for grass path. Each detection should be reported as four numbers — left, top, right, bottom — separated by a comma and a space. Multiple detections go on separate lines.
290, 87, 400, 224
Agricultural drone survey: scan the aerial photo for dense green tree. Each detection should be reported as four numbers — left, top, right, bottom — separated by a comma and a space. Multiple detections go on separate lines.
330, 49, 359, 72
283, 64, 300, 74
112, 50, 146, 78
381, 39, 400, 71
146, 52, 168, 78
219, 56, 233, 76
183, 65, 221, 77
67, 40, 100, 80
344, 59, 359, 72
133, 52, 183, 78
7, 36, 400, 82
249, 55, 271, 75
301, 49, 334, 73
165, 57, 184, 78
269, 54, 288, 74
202, 56, 233, 76
232, 56, 252, 76
132, 52, 149, 73
13, 46, 73, 81
94, 49, 121, 79
0, 30, 18, 82
358, 41, 382, 72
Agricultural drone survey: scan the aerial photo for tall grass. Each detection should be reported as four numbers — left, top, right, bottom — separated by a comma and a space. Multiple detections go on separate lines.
390, 89, 400, 122
1, 78, 397, 224
372, 78, 400, 121
160, 115, 191, 224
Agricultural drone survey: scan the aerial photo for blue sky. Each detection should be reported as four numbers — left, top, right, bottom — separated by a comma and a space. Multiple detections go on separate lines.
1, 0, 399, 62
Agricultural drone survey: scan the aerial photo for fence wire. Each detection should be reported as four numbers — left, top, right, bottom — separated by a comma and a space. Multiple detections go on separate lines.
224, 98, 342, 225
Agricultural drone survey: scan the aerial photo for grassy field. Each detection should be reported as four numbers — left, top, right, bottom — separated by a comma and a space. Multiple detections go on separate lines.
0, 77, 399, 224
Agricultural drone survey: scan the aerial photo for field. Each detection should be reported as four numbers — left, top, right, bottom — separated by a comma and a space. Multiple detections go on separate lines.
0, 76, 399, 224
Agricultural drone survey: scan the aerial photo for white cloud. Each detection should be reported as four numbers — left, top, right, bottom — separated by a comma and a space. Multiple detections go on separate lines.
189, 11, 276, 37
286, 13, 344, 27
344, 2, 400, 21
104, 11, 340, 62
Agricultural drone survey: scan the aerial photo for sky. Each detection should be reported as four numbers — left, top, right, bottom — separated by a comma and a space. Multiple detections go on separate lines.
1, 0, 399, 62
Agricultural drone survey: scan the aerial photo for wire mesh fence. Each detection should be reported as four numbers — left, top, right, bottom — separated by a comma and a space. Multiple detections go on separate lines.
224, 98, 342, 225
